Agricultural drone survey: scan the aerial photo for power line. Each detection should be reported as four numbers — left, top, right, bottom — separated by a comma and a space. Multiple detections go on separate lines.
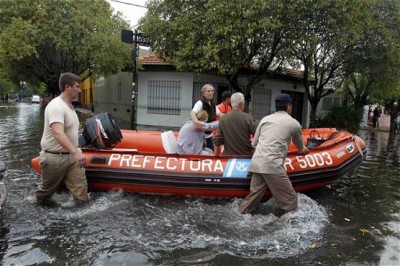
109, 0, 146, 8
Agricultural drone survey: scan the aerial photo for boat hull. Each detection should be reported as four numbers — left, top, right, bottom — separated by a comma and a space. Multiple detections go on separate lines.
31, 128, 367, 198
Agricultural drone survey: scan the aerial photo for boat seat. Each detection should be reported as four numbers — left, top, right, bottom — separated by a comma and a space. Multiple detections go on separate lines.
161, 131, 178, 154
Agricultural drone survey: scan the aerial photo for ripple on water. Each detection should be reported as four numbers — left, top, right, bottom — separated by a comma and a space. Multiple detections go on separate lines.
2, 191, 328, 264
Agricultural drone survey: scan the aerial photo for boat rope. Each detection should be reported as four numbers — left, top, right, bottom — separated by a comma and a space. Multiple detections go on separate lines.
352, 135, 364, 161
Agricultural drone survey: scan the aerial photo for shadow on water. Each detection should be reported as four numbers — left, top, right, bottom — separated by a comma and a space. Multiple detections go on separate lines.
0, 103, 399, 265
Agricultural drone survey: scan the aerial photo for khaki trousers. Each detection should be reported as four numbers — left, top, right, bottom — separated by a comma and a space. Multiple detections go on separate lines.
238, 172, 297, 214
36, 152, 88, 203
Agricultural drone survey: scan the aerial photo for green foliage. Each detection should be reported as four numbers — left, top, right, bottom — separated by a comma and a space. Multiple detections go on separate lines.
140, 0, 298, 92
0, 68, 18, 94
0, 0, 131, 94
343, 0, 400, 106
317, 105, 362, 133
289, 0, 368, 126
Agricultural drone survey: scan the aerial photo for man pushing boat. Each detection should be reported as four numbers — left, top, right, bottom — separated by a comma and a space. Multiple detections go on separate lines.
238, 93, 309, 215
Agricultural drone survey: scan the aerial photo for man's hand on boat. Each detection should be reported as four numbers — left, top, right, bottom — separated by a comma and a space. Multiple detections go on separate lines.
299, 146, 309, 154
73, 148, 86, 168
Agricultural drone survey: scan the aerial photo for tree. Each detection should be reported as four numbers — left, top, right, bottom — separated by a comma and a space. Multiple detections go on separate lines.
0, 0, 131, 95
341, 0, 400, 131
290, 0, 367, 126
140, 0, 298, 96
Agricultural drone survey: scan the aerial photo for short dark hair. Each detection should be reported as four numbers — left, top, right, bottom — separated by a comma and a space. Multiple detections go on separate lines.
221, 90, 231, 100
275, 93, 292, 111
275, 101, 291, 111
59, 72, 82, 92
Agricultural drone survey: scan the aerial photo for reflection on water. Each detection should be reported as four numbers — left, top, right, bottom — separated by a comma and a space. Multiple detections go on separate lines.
0, 103, 399, 265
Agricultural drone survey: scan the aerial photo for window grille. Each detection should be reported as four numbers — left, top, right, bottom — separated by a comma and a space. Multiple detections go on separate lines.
251, 86, 272, 119
148, 80, 181, 115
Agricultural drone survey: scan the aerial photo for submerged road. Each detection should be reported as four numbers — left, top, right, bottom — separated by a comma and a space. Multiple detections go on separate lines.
0, 102, 399, 265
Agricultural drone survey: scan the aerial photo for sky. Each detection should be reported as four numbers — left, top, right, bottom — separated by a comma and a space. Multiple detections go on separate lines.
107, 0, 148, 28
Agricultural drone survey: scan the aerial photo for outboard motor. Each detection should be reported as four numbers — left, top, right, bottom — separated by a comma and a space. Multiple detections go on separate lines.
78, 112, 123, 149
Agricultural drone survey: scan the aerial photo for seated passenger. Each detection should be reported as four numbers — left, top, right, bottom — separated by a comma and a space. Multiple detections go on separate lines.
177, 110, 218, 155
214, 92, 257, 155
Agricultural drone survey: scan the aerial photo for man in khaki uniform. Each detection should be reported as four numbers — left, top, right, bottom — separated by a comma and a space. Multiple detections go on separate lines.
36, 72, 88, 206
238, 93, 308, 214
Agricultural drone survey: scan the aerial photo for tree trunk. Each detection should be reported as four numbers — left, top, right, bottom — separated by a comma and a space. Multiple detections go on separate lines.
309, 103, 318, 128
389, 115, 397, 133
353, 99, 366, 126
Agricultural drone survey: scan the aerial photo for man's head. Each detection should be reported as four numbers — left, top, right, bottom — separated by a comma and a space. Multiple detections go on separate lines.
231, 92, 245, 111
196, 110, 209, 122
275, 93, 292, 113
59, 72, 82, 92
221, 90, 231, 104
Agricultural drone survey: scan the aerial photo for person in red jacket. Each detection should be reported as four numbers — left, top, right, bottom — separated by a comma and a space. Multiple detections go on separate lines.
216, 91, 232, 118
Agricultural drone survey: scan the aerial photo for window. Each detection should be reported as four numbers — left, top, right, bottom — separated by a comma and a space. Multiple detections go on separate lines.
322, 97, 341, 110
251, 86, 272, 119
148, 80, 181, 115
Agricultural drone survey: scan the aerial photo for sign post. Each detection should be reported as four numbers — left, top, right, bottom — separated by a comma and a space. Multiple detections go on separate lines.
121, 29, 150, 129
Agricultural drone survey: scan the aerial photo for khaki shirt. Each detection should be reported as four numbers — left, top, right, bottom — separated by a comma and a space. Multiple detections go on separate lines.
249, 111, 304, 175
40, 96, 79, 152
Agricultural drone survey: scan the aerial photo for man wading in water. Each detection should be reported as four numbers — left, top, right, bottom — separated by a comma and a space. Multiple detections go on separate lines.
238, 93, 309, 215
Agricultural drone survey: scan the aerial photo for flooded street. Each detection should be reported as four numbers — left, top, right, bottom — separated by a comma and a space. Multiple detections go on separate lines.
0, 102, 399, 265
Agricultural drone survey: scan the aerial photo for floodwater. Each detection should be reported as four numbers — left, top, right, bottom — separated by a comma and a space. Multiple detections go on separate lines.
0, 102, 399, 266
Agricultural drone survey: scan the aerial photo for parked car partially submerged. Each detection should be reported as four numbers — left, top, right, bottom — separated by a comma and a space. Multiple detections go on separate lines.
8, 94, 19, 102
32, 95, 40, 104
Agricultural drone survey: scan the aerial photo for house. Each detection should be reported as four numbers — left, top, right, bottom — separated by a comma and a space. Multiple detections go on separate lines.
95, 54, 311, 130
78, 76, 96, 111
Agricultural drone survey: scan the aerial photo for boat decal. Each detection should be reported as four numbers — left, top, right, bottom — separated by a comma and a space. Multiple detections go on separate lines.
293, 152, 334, 169
223, 159, 251, 178
336, 151, 346, 159
346, 144, 355, 153
108, 153, 225, 173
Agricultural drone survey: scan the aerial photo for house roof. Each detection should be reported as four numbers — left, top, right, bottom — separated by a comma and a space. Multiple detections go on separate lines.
139, 54, 173, 65
139, 54, 306, 80
277, 68, 305, 80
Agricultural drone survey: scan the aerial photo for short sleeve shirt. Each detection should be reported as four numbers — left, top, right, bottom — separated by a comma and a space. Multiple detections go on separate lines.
192, 100, 221, 115
40, 96, 79, 152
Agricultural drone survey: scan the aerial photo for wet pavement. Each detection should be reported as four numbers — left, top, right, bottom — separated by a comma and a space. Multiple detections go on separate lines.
0, 102, 399, 265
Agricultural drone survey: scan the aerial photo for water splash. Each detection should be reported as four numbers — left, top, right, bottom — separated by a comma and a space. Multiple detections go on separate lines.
82, 193, 328, 260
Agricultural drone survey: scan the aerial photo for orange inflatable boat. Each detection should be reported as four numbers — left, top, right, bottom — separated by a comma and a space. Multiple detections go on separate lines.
31, 113, 367, 198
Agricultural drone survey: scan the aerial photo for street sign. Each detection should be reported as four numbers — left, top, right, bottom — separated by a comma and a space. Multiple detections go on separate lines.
136, 32, 151, 47
121, 29, 151, 47
121, 29, 134, 44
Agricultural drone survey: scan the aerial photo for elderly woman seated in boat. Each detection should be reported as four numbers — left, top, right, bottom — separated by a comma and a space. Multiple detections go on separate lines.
177, 110, 219, 155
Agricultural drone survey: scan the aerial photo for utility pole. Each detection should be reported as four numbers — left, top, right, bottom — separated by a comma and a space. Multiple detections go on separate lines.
121, 29, 150, 129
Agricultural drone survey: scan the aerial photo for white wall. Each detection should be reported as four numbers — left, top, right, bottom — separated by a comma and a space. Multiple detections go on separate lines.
96, 70, 311, 129
95, 72, 133, 128
137, 71, 194, 128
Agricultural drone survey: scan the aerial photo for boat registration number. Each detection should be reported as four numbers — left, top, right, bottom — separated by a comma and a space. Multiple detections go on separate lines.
285, 152, 334, 170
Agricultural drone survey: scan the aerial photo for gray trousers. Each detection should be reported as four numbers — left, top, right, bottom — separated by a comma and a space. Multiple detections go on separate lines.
238, 172, 298, 214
